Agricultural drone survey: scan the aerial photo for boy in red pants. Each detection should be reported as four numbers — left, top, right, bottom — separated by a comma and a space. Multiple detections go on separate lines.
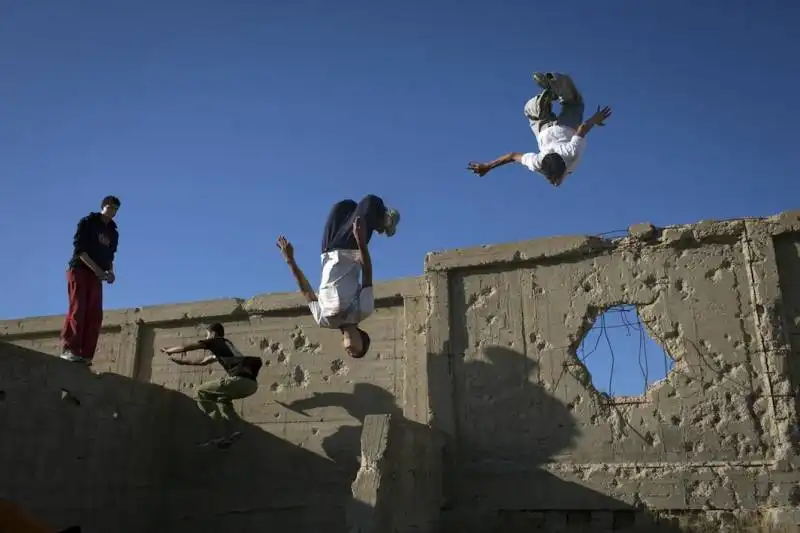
59, 195, 120, 365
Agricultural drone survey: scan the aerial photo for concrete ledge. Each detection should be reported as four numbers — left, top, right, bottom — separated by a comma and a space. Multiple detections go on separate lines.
425, 236, 614, 272
0, 277, 422, 337
245, 277, 422, 314
424, 210, 800, 273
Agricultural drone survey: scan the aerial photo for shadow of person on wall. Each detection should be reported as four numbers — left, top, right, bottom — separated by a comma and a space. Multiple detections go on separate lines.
436, 344, 685, 533
280, 383, 403, 479
0, 341, 367, 533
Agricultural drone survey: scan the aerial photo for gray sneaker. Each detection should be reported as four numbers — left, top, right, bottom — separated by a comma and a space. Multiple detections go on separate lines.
534, 72, 584, 104
60, 350, 83, 363
532, 71, 554, 92
384, 208, 400, 237
60, 351, 91, 365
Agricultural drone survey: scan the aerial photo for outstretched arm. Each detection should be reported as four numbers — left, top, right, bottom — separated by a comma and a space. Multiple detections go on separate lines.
575, 105, 612, 138
467, 152, 525, 177
160, 342, 216, 365
286, 260, 318, 302
170, 353, 216, 366
277, 236, 318, 302
161, 342, 206, 355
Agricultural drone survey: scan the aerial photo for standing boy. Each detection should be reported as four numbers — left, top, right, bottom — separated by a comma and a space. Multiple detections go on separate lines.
468, 71, 612, 186
276, 194, 400, 359
60, 195, 120, 365
160, 322, 262, 446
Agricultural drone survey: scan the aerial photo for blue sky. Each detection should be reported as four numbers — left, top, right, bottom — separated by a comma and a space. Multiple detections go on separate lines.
1, 1, 797, 394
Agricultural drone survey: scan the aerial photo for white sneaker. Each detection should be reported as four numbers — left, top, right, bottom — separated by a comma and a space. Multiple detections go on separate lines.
60, 351, 84, 363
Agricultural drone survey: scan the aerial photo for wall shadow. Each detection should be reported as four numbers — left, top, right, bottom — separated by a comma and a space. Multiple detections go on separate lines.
434, 344, 686, 533
280, 383, 403, 481
280, 383, 442, 533
279, 345, 688, 531
772, 232, 800, 454
0, 341, 366, 533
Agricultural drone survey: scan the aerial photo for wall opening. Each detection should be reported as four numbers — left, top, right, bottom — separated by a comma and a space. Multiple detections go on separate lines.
577, 304, 674, 397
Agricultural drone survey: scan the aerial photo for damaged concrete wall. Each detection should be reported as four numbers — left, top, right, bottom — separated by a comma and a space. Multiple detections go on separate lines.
424, 211, 800, 531
3, 210, 800, 532
0, 278, 426, 532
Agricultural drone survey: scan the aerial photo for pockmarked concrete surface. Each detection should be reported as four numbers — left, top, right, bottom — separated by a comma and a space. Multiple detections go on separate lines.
2, 210, 800, 532
425, 210, 800, 531
0, 279, 425, 532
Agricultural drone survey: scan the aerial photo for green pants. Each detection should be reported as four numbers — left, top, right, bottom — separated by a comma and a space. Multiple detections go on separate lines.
195, 375, 258, 420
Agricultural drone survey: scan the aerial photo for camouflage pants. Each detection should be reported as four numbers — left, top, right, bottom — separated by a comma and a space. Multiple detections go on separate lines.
196, 374, 258, 420
524, 72, 585, 135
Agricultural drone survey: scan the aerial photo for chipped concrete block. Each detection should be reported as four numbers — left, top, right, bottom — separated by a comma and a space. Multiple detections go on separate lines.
692, 219, 745, 240
768, 209, 800, 233
660, 226, 694, 245
347, 415, 443, 533
629, 222, 656, 240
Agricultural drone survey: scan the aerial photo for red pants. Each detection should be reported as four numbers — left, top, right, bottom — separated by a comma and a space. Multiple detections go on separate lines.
60, 267, 103, 361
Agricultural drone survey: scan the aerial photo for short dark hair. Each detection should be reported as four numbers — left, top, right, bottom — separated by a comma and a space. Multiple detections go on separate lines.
353, 328, 371, 358
207, 323, 225, 337
101, 195, 121, 209
540, 153, 566, 181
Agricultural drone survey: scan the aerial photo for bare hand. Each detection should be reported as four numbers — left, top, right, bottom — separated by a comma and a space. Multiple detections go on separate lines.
467, 161, 491, 177
276, 235, 294, 262
352, 217, 366, 246
160, 347, 170, 355
588, 105, 612, 127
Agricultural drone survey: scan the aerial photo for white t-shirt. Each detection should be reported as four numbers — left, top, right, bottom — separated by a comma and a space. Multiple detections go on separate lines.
308, 250, 374, 328
521, 124, 587, 179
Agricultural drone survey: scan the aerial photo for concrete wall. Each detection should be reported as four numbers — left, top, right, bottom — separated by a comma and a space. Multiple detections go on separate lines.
0, 278, 427, 532
2, 210, 800, 532
424, 211, 800, 531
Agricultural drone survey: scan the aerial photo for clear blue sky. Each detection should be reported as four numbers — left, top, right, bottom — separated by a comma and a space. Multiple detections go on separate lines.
1, 2, 797, 393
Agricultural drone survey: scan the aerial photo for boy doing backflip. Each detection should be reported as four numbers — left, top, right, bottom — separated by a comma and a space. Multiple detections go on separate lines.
468, 72, 612, 186
277, 194, 400, 359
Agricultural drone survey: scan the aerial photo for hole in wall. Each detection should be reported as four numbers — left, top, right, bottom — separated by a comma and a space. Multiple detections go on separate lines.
577, 304, 675, 397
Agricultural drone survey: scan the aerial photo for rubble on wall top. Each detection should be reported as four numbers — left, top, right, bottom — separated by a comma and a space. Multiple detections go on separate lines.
424, 209, 800, 272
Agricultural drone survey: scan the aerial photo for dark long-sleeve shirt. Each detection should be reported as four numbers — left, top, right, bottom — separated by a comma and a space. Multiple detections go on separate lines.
68, 212, 119, 271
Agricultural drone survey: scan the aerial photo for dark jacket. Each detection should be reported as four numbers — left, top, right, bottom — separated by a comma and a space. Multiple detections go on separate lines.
68, 212, 119, 271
